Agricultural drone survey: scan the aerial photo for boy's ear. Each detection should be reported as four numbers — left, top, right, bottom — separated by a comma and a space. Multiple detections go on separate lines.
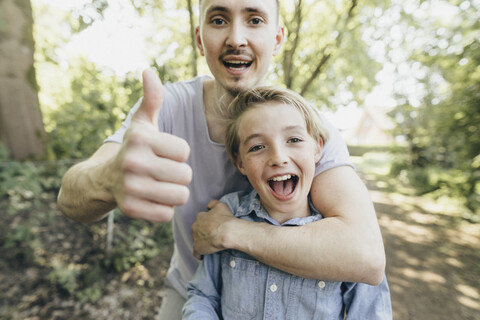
195, 26, 205, 56
314, 139, 324, 164
235, 153, 247, 175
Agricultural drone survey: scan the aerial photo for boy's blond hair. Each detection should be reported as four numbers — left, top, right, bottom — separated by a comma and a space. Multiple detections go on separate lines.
224, 86, 329, 163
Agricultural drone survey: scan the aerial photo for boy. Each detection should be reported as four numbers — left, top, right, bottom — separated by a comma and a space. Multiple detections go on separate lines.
183, 87, 392, 319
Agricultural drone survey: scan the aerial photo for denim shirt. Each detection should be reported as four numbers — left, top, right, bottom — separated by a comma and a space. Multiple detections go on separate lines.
183, 189, 392, 320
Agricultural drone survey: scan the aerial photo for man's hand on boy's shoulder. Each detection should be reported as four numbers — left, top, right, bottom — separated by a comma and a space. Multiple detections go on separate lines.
192, 200, 238, 259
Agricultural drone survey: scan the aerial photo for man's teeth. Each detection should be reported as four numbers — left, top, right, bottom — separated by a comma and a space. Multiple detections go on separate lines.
271, 174, 292, 182
226, 60, 249, 65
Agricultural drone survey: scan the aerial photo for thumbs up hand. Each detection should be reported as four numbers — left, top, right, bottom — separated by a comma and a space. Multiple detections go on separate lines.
110, 69, 192, 222
131, 69, 163, 127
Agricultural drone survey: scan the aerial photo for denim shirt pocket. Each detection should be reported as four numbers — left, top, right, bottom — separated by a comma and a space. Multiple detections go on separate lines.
293, 278, 342, 319
220, 251, 260, 319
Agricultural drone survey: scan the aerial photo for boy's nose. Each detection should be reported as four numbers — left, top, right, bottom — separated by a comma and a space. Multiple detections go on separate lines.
268, 147, 289, 167
225, 22, 248, 48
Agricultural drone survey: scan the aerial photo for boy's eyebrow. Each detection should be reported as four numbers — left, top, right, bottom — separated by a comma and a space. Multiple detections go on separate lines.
242, 133, 263, 146
242, 126, 306, 146
284, 125, 306, 131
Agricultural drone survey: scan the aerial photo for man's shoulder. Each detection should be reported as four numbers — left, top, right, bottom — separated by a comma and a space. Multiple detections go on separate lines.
164, 75, 211, 97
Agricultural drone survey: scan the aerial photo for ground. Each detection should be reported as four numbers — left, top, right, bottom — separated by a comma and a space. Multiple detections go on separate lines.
0, 157, 479, 319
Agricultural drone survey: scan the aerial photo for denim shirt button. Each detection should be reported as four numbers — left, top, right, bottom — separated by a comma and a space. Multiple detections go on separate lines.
270, 284, 278, 292
230, 260, 236, 268
318, 281, 326, 289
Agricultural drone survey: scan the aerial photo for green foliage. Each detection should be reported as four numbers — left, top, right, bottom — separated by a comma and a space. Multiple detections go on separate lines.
387, 0, 480, 217
0, 157, 174, 305
44, 59, 142, 159
48, 259, 82, 294
70, 0, 109, 33
105, 214, 172, 273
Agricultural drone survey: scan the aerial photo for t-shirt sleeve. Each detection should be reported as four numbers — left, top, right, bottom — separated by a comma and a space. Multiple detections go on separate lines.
104, 98, 143, 144
315, 114, 355, 176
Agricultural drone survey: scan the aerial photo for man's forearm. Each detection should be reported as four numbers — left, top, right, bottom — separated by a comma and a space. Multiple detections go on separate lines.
57, 144, 119, 223
224, 216, 384, 285
219, 166, 386, 285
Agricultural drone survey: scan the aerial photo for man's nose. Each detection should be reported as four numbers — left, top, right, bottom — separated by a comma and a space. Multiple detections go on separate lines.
225, 21, 248, 48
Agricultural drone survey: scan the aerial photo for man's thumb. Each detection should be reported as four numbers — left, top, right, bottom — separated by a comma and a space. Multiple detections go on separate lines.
134, 69, 164, 127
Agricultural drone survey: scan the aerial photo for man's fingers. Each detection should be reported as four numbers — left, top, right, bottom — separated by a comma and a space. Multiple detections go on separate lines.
152, 133, 191, 162
148, 158, 192, 185
132, 69, 164, 127
121, 197, 176, 223
126, 129, 191, 163
207, 199, 220, 210
123, 175, 190, 205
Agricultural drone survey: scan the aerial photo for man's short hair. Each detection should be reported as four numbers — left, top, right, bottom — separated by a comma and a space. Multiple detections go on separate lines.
224, 86, 329, 163
199, 0, 280, 23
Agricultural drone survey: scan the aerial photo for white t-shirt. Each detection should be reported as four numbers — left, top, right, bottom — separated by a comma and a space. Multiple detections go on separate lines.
106, 76, 353, 298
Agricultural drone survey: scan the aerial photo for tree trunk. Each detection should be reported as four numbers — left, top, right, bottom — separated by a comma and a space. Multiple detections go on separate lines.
0, 0, 46, 160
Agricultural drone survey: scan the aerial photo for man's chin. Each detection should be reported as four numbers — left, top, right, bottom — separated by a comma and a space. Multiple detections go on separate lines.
222, 81, 255, 97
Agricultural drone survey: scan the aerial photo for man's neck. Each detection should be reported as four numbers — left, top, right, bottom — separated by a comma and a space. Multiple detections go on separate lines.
202, 79, 236, 144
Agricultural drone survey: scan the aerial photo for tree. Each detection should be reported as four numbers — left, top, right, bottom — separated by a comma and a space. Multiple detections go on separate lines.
0, 0, 46, 160
276, 0, 383, 109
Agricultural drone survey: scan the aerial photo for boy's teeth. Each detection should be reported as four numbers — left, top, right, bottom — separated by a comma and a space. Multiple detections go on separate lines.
271, 174, 291, 182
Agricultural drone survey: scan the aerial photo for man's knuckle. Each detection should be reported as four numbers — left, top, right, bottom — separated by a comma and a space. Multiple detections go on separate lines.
122, 154, 140, 172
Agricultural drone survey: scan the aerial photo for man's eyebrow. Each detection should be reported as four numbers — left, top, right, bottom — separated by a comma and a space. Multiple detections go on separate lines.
205, 6, 269, 18
244, 6, 268, 17
205, 6, 230, 16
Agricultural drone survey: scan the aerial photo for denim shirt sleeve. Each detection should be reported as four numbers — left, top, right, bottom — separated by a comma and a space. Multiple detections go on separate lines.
182, 253, 223, 320
343, 276, 393, 320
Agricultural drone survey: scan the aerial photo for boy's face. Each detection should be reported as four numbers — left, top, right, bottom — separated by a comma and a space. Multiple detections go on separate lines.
235, 103, 323, 222
196, 0, 284, 95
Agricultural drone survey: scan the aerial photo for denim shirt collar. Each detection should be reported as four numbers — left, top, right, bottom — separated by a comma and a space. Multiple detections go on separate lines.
234, 189, 323, 226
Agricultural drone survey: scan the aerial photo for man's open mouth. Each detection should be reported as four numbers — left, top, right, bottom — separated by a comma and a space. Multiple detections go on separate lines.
268, 175, 299, 197
223, 59, 253, 70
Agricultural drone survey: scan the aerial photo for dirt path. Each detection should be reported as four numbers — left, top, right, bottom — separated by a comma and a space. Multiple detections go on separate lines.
361, 172, 480, 320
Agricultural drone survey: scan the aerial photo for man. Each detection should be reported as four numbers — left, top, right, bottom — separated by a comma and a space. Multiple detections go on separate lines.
58, 0, 386, 318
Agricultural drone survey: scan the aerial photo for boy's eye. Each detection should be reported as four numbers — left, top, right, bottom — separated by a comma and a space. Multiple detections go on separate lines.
288, 137, 302, 143
248, 145, 264, 152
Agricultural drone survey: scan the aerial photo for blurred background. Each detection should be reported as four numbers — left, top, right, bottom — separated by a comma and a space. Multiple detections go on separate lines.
0, 0, 478, 319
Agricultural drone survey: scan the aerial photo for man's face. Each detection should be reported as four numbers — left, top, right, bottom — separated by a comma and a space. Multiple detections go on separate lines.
235, 103, 322, 223
196, 0, 284, 95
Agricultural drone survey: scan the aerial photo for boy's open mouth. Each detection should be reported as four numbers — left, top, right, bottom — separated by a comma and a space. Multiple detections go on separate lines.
223, 59, 253, 70
268, 175, 299, 197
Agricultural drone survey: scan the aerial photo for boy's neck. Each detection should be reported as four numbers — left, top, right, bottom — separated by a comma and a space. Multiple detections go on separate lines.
202, 79, 236, 144
263, 200, 311, 225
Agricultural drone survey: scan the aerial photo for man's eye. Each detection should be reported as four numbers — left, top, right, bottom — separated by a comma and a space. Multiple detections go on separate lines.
250, 18, 263, 25
211, 18, 226, 25
249, 145, 264, 152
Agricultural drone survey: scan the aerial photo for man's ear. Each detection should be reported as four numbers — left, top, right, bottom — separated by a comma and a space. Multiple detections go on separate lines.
314, 139, 324, 164
235, 153, 247, 175
273, 26, 285, 56
195, 26, 205, 56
